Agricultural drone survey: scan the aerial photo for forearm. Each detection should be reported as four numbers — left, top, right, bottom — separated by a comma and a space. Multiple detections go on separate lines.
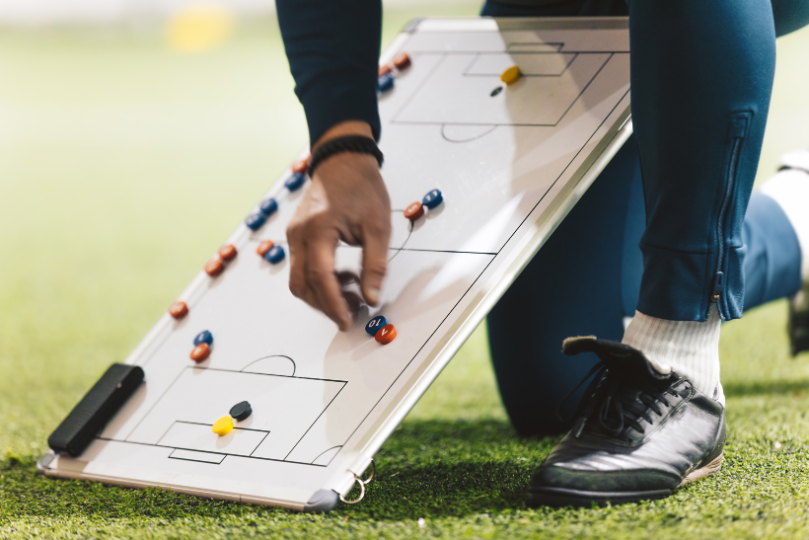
276, 0, 382, 145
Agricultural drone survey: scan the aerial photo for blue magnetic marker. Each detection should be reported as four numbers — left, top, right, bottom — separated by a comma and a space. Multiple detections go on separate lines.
193, 330, 213, 346
259, 197, 278, 217
422, 189, 443, 209
264, 245, 285, 264
378, 73, 394, 93
245, 212, 266, 231
284, 172, 306, 192
365, 316, 387, 336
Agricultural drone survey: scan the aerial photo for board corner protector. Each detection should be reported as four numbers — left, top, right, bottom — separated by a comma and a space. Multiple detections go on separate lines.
36, 451, 56, 475
303, 489, 339, 513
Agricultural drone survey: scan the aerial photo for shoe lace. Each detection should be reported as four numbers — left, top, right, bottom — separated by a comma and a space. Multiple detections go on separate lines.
556, 361, 679, 439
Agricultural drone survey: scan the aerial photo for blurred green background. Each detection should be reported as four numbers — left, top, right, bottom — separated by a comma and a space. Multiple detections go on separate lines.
2, 3, 809, 538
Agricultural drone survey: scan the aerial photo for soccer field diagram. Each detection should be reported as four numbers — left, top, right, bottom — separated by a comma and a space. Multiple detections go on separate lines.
39, 17, 633, 511
119, 367, 347, 465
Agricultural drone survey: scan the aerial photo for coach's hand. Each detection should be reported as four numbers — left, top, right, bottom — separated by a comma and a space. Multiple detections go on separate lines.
286, 121, 392, 331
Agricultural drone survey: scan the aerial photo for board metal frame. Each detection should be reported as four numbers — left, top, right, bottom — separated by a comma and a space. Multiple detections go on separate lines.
38, 16, 633, 511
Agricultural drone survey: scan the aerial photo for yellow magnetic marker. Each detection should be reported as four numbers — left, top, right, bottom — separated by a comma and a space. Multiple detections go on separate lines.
500, 65, 522, 86
212, 415, 234, 436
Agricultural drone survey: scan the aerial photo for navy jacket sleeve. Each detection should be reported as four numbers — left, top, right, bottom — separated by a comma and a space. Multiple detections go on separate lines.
276, 0, 382, 145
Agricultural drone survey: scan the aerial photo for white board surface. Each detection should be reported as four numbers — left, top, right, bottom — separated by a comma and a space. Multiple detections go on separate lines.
39, 17, 633, 512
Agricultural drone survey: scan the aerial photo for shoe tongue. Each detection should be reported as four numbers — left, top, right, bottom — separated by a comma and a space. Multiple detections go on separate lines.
562, 336, 670, 381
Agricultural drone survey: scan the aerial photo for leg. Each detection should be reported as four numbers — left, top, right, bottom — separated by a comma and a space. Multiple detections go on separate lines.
631, 0, 776, 323
481, 0, 635, 439
756, 152, 809, 353
623, 0, 809, 391
531, 0, 809, 508
741, 192, 802, 311
491, 146, 806, 437
487, 138, 643, 437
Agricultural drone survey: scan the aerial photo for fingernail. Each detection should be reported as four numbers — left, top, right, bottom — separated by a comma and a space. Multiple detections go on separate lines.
367, 287, 380, 305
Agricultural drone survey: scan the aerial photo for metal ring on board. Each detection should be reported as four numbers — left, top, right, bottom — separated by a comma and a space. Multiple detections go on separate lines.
361, 459, 375, 485
338, 474, 366, 505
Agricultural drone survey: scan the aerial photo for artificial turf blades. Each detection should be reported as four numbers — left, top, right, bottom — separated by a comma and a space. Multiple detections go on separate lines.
2, 6, 809, 539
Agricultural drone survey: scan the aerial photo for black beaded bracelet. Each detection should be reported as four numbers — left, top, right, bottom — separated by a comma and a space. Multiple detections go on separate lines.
308, 135, 384, 177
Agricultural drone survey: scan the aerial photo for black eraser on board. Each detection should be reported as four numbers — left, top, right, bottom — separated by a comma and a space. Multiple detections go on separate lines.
48, 364, 144, 457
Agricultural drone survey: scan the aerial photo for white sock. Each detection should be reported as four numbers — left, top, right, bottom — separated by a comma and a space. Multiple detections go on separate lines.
759, 148, 809, 278
622, 305, 723, 404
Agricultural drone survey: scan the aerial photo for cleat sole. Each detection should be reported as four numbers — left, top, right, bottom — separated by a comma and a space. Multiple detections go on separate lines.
528, 453, 723, 508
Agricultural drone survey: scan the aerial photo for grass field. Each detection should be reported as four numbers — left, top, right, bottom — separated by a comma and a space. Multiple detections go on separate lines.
3, 4, 809, 539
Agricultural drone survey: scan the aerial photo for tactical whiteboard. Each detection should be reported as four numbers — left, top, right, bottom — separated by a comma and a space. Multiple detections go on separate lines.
38, 17, 633, 512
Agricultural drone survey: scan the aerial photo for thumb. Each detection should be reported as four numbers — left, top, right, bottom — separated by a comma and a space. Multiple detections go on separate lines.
360, 225, 389, 306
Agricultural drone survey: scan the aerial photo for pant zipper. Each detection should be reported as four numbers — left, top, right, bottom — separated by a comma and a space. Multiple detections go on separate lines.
712, 112, 752, 318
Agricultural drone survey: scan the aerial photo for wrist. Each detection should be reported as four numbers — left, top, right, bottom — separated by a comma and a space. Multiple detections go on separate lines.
309, 134, 383, 178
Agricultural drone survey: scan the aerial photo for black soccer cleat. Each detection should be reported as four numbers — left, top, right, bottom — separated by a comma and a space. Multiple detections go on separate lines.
527, 337, 725, 508
789, 282, 809, 357
779, 150, 809, 357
